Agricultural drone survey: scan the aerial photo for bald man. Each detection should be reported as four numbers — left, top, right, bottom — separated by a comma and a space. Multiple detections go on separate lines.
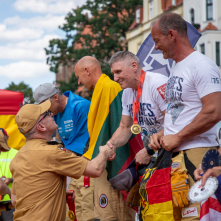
75, 56, 139, 221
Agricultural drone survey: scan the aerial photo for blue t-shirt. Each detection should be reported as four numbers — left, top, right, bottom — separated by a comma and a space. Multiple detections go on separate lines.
54, 91, 90, 155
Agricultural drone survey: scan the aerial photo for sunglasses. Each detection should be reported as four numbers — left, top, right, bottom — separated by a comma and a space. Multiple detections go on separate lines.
38, 111, 52, 124
0, 128, 8, 136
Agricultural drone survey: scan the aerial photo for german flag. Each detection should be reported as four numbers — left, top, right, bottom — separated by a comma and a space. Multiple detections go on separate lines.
139, 150, 174, 221
0, 89, 25, 150
83, 74, 143, 180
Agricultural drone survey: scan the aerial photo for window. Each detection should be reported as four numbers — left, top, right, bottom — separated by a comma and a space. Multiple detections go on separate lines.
149, 0, 153, 20
206, 0, 213, 21
190, 8, 195, 25
216, 42, 220, 66
172, 0, 176, 6
200, 44, 205, 55
136, 9, 140, 23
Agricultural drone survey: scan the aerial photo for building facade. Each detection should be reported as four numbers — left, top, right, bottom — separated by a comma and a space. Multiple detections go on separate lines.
126, 0, 221, 72
183, 0, 221, 72
126, 0, 183, 55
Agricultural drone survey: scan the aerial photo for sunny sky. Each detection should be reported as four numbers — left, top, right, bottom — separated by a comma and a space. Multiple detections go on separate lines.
0, 0, 87, 91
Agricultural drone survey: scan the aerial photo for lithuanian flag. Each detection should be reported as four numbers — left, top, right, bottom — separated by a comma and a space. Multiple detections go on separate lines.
83, 74, 143, 179
139, 150, 174, 221
0, 89, 26, 150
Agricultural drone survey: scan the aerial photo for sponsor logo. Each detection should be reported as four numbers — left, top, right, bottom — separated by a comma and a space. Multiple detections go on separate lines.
64, 119, 73, 124
182, 207, 198, 217
211, 77, 220, 84
171, 162, 180, 169
99, 194, 108, 208
157, 83, 167, 100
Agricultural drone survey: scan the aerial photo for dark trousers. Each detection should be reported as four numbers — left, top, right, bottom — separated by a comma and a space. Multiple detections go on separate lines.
0, 209, 14, 221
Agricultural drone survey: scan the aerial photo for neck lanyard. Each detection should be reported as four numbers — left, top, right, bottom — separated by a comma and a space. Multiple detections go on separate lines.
131, 70, 145, 134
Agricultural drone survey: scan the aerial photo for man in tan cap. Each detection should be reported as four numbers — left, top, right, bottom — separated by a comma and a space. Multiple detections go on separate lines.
9, 100, 115, 221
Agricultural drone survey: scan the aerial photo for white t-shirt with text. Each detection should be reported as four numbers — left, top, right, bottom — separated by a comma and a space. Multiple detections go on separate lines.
122, 71, 168, 140
164, 51, 221, 151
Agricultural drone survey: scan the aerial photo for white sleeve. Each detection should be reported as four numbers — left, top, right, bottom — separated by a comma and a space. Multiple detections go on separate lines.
194, 59, 221, 99
122, 89, 131, 116
152, 76, 168, 112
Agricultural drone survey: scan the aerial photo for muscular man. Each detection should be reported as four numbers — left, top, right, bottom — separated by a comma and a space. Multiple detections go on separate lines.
107, 51, 167, 161
150, 12, 221, 220
107, 51, 168, 219
33, 84, 94, 221
75, 56, 141, 221
10, 100, 115, 221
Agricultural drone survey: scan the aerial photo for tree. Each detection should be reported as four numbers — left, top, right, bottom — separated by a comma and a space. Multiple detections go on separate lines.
5, 82, 35, 104
45, 0, 142, 94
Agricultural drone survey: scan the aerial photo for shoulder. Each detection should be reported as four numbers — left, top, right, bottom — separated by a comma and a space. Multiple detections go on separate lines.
66, 91, 90, 111
66, 91, 90, 104
188, 51, 216, 69
100, 76, 122, 91
122, 88, 133, 96
10, 148, 18, 154
145, 71, 168, 88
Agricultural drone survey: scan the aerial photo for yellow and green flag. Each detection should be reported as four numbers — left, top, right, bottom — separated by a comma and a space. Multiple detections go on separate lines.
83, 74, 143, 180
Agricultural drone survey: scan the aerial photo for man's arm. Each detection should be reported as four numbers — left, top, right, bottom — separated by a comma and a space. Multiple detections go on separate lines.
107, 115, 151, 165
161, 92, 221, 151
11, 194, 16, 207
83, 145, 116, 178
107, 115, 133, 148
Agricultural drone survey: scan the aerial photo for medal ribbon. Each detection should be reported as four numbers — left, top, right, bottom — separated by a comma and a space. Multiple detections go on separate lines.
67, 192, 77, 221
133, 70, 145, 124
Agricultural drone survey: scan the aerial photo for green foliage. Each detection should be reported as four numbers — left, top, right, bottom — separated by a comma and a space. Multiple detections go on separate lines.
57, 74, 79, 93
45, 0, 142, 95
5, 82, 35, 104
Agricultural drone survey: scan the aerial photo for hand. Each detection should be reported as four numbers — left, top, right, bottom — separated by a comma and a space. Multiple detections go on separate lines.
2, 187, 11, 200
99, 145, 116, 161
66, 190, 75, 202
149, 132, 163, 150
201, 167, 221, 186
106, 140, 115, 149
3, 178, 13, 186
193, 163, 204, 181
160, 134, 182, 151
135, 148, 151, 166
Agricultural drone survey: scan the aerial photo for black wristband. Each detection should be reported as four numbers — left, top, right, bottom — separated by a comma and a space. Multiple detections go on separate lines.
145, 146, 155, 156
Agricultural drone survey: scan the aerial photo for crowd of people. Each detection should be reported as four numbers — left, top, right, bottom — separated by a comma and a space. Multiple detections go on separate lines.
1, 12, 221, 221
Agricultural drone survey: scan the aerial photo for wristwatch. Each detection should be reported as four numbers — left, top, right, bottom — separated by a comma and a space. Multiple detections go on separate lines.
145, 146, 155, 156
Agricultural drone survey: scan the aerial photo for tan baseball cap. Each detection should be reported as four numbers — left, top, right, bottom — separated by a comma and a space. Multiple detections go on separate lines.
15, 100, 51, 134
0, 129, 10, 151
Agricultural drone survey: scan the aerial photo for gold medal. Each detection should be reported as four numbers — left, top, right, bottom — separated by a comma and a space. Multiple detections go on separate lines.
131, 124, 141, 134
68, 210, 76, 221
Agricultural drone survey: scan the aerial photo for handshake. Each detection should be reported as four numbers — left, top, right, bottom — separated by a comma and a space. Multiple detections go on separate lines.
99, 141, 116, 161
